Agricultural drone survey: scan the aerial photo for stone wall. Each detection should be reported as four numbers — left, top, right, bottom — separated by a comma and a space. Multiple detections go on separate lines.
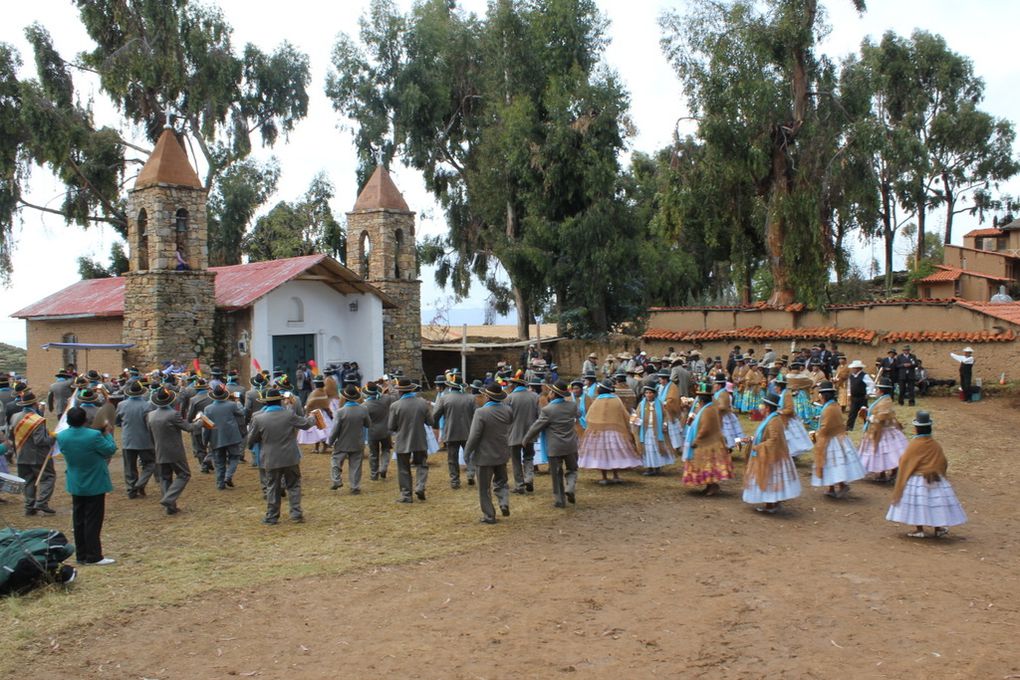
24, 317, 125, 391
212, 307, 253, 384
122, 270, 216, 370
346, 208, 422, 379
127, 184, 209, 272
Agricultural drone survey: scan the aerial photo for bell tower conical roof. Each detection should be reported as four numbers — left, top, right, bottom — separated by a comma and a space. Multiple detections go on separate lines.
134, 128, 203, 191
352, 166, 409, 212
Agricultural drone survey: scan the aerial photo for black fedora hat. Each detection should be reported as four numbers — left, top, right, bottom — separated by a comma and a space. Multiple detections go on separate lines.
342, 385, 361, 401
124, 381, 147, 398
482, 383, 507, 401
151, 388, 176, 407
548, 380, 570, 399
210, 385, 231, 401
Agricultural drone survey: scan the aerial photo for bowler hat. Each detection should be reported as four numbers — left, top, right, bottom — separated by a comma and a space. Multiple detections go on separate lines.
596, 379, 615, 394
816, 380, 836, 393
259, 388, 285, 403
912, 411, 933, 427
76, 388, 101, 404
762, 391, 780, 408
482, 383, 507, 401
548, 381, 571, 399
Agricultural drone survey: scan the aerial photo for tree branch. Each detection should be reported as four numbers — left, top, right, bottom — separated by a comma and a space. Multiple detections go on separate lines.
18, 198, 125, 226
66, 156, 126, 223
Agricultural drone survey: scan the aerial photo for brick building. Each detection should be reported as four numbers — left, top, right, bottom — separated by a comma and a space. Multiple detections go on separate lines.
918, 219, 1020, 300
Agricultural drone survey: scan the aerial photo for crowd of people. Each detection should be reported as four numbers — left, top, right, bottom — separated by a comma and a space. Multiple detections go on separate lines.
0, 343, 974, 568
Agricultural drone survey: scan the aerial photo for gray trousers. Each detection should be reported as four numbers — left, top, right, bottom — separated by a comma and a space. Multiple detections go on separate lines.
158, 460, 191, 509
446, 440, 469, 486
211, 445, 241, 487
192, 431, 210, 467
549, 453, 578, 505
123, 448, 155, 494
476, 463, 510, 520
331, 450, 364, 490
510, 443, 535, 490
368, 439, 391, 478
265, 465, 302, 521
17, 460, 55, 510
395, 451, 428, 499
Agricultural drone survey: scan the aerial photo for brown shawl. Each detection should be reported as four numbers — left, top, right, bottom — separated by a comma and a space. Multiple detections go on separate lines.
812, 401, 846, 476
748, 414, 790, 491
866, 396, 902, 444
891, 436, 948, 503
304, 388, 333, 417
584, 395, 639, 456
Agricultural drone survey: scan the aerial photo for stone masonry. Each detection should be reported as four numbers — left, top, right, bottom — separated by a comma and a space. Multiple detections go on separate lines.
122, 270, 216, 368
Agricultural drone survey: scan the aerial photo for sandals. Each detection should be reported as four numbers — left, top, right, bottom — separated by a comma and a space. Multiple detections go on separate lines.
934, 527, 949, 538
755, 505, 778, 514
906, 530, 927, 539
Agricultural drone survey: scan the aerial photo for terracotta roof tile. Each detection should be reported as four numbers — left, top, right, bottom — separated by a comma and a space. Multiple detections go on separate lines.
963, 228, 1005, 238
917, 265, 1010, 284
882, 330, 1015, 343
955, 300, 1020, 327
642, 326, 878, 345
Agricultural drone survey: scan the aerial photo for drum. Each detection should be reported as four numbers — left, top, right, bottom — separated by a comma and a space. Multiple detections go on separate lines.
194, 413, 215, 429
0, 472, 26, 495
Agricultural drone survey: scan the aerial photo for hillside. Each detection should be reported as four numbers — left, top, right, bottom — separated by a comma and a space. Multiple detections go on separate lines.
0, 342, 27, 375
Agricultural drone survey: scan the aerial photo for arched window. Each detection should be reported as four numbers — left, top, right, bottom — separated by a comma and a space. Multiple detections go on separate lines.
137, 209, 148, 270
394, 228, 404, 279
288, 296, 304, 323
359, 231, 371, 279
175, 208, 189, 257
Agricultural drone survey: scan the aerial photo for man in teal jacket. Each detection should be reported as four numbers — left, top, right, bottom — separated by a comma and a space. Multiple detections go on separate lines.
57, 407, 118, 565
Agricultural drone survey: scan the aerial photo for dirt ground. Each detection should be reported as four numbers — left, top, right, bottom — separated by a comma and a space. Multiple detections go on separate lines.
12, 397, 1020, 679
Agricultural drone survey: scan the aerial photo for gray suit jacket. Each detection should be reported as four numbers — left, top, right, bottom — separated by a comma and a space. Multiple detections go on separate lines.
204, 399, 246, 449
246, 407, 316, 470
186, 391, 213, 422
363, 394, 394, 441
47, 380, 74, 415
670, 366, 693, 396
116, 397, 156, 450
9, 410, 55, 465
388, 394, 432, 454
505, 388, 540, 446
523, 398, 578, 457
244, 388, 263, 421
431, 391, 476, 442
464, 402, 512, 467
146, 406, 200, 464
328, 403, 371, 452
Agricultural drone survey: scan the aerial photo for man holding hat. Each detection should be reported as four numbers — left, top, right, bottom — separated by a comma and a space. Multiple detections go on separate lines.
464, 383, 513, 523
388, 378, 433, 502
844, 360, 874, 431
327, 384, 371, 494
524, 381, 580, 508
431, 376, 478, 489
47, 370, 74, 416
115, 380, 156, 498
11, 391, 57, 515
949, 347, 976, 401
205, 385, 247, 490
146, 387, 204, 515
247, 388, 318, 523
362, 382, 394, 480
505, 374, 540, 494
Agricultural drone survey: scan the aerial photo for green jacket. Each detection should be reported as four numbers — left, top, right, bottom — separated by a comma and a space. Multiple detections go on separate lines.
57, 426, 117, 496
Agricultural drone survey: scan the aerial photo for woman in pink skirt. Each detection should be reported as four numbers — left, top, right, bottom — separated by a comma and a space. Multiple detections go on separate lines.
578, 380, 641, 485
886, 411, 966, 538
858, 378, 907, 482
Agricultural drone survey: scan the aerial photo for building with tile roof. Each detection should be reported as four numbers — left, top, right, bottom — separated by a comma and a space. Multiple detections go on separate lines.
920, 218, 1020, 300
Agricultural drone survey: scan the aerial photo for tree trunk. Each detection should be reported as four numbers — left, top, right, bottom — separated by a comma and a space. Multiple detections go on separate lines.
514, 285, 530, 341
943, 173, 955, 245
765, 146, 795, 307
740, 262, 752, 305
880, 179, 894, 294
915, 185, 927, 268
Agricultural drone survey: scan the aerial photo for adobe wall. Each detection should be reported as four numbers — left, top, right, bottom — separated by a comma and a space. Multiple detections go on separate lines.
944, 246, 1008, 278
25, 317, 126, 393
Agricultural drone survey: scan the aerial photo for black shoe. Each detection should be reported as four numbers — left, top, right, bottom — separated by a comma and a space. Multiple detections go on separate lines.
566, 492, 575, 504
217, 484, 226, 490
330, 483, 341, 490
225, 479, 234, 488
127, 490, 138, 499
36, 505, 56, 515
262, 517, 278, 525
467, 478, 475, 486
554, 501, 566, 508
291, 515, 305, 523
480, 517, 497, 525
200, 466, 212, 474
24, 508, 37, 517
500, 505, 510, 517
350, 488, 361, 495
165, 506, 180, 516
136, 487, 147, 497
415, 490, 426, 501
511, 487, 525, 495
396, 497, 413, 504
451, 483, 461, 490
525, 482, 534, 493
379, 471, 387, 479
370, 474, 379, 481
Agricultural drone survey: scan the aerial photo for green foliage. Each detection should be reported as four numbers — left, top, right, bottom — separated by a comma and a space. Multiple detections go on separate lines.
243, 173, 345, 263
1, 1, 311, 279
903, 259, 936, 298
208, 158, 280, 266
77, 241, 130, 280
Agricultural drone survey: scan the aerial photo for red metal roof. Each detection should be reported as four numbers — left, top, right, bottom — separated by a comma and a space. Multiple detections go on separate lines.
12, 254, 392, 319
963, 228, 1005, 238
917, 265, 1010, 284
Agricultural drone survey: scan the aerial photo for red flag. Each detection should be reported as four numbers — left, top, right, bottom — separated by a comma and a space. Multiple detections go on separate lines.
192, 358, 202, 376
252, 358, 262, 373
308, 359, 317, 372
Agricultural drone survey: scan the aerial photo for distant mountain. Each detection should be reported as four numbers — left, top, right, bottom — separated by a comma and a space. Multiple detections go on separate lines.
0, 342, 26, 375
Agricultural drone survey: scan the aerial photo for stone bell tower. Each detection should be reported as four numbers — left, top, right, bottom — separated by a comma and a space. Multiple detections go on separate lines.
346, 166, 422, 378
122, 122, 216, 369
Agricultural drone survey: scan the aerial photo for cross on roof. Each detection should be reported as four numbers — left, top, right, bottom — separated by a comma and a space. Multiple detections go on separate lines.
164, 104, 173, 130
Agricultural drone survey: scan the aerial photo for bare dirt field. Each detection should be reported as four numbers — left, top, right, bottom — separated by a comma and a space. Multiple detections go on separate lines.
3, 396, 1018, 679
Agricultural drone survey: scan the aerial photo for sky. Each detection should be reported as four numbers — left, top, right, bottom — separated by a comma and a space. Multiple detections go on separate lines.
2, 0, 1019, 348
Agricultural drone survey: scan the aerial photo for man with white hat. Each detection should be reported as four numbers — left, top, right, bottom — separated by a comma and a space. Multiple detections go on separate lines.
949, 347, 975, 401
845, 360, 875, 431
582, 353, 598, 378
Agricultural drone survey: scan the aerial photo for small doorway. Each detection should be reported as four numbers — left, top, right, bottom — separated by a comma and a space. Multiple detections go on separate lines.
272, 334, 316, 389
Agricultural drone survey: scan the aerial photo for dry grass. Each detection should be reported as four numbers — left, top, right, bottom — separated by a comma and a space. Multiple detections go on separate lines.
0, 396, 979, 674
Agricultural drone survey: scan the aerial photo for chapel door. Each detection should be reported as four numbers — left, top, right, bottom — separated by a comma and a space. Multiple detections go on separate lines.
271, 334, 316, 390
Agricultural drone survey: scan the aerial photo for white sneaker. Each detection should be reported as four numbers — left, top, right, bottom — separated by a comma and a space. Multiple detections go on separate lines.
89, 558, 116, 566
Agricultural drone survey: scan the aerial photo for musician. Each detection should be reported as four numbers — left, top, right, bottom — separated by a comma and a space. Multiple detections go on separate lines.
362, 382, 394, 481
327, 385, 371, 494
115, 381, 156, 498
844, 360, 874, 431
11, 392, 57, 516
146, 387, 204, 516
185, 378, 214, 473
47, 370, 75, 416
205, 385, 247, 490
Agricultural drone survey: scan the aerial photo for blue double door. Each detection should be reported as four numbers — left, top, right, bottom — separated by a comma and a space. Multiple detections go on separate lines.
271, 334, 315, 389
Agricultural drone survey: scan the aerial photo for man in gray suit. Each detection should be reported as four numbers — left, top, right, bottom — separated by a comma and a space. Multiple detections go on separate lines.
246, 388, 317, 524
11, 392, 56, 516
47, 370, 74, 416
431, 376, 477, 489
204, 385, 247, 490
115, 380, 156, 498
670, 359, 693, 397
523, 381, 579, 508
362, 383, 393, 480
387, 378, 432, 503
185, 378, 214, 473
505, 376, 539, 494
464, 383, 512, 524
327, 385, 371, 494
146, 387, 203, 515
244, 373, 267, 424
